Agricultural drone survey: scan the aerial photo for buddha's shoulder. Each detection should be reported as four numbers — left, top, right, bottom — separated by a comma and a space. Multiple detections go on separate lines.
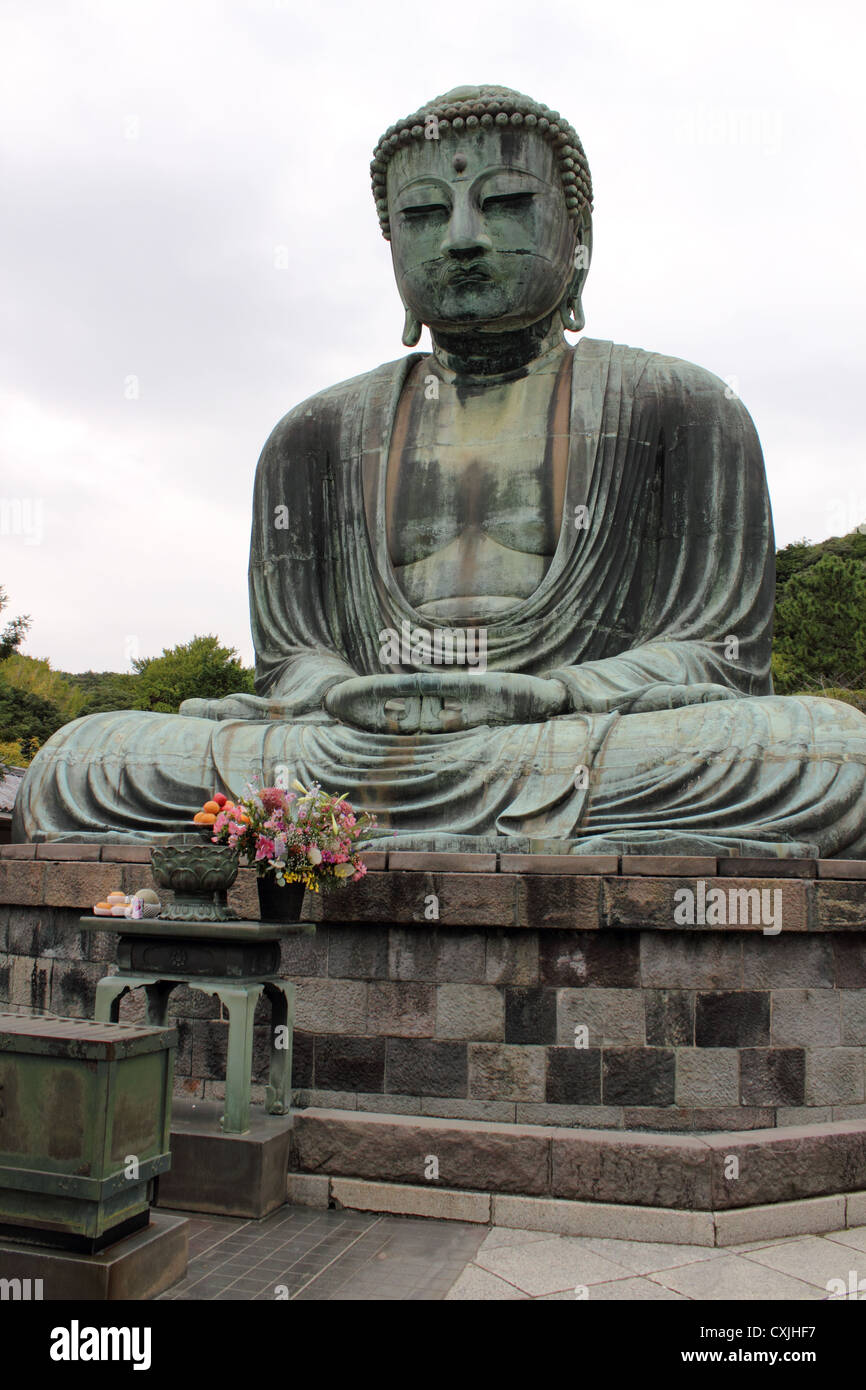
259, 356, 419, 458
584, 338, 740, 400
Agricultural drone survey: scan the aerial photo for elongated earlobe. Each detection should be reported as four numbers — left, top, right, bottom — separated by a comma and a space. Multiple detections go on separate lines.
561, 215, 591, 333
401, 308, 422, 347
559, 290, 585, 333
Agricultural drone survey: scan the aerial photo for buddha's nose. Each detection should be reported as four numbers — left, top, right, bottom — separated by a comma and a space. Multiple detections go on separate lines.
441, 199, 492, 257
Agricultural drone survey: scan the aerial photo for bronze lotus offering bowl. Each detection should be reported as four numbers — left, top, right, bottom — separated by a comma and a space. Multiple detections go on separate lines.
151, 843, 240, 922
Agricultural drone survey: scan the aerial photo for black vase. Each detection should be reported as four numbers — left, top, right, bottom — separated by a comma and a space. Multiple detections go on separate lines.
257, 877, 306, 923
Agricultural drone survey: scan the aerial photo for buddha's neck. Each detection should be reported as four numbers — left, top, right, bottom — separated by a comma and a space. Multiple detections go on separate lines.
431, 314, 567, 379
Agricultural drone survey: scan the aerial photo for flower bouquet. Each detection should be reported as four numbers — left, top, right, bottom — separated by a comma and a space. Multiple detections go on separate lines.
194, 779, 377, 921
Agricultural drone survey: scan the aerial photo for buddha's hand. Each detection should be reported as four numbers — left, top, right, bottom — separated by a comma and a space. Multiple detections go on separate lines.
625, 682, 741, 714
179, 694, 298, 721
324, 672, 570, 733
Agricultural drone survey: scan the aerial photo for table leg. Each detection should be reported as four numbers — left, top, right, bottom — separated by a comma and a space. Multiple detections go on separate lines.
143, 980, 175, 1027
263, 980, 295, 1115
94, 976, 132, 1023
211, 983, 263, 1135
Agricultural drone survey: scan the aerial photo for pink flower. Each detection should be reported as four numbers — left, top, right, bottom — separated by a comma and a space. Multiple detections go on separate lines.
255, 837, 275, 861
260, 788, 286, 812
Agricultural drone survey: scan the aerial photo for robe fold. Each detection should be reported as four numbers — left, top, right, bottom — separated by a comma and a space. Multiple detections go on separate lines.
13, 339, 866, 855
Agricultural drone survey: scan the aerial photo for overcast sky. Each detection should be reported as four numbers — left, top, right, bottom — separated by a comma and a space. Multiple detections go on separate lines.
1, 0, 864, 674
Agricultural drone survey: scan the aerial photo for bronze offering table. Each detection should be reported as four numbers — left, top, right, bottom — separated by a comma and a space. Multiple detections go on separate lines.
81, 909, 314, 1137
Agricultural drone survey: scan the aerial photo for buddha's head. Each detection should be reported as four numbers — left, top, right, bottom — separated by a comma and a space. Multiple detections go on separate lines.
371, 85, 593, 345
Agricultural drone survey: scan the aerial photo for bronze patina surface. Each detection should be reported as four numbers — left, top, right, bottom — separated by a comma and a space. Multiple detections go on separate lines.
13, 85, 866, 856
0, 1013, 175, 1251
84, 918, 306, 1134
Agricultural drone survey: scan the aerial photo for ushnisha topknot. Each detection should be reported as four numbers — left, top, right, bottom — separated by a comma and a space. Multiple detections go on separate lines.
370, 84, 593, 242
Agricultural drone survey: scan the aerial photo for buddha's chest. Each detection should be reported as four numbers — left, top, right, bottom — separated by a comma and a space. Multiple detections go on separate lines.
385, 359, 570, 618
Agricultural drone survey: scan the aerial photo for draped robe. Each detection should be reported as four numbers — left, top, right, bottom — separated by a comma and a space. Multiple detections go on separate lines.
13, 338, 866, 855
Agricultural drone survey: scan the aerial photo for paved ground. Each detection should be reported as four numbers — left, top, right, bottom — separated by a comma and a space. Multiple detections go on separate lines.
159, 1206, 866, 1301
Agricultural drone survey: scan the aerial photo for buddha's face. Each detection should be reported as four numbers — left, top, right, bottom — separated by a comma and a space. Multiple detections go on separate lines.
387, 127, 580, 335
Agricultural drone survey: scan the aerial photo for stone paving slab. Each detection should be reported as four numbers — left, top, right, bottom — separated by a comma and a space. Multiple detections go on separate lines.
475, 1235, 630, 1296
539, 1277, 687, 1300
159, 1203, 866, 1301
737, 1233, 865, 1287
445, 1265, 530, 1299
649, 1252, 827, 1300
574, 1235, 727, 1275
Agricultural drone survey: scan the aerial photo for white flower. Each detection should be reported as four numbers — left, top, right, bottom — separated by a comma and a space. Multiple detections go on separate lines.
306, 846, 323, 865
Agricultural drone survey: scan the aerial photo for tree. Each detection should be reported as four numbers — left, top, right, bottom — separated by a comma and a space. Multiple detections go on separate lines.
0, 589, 32, 777
59, 669, 140, 716
1, 653, 85, 721
131, 635, 254, 713
0, 586, 29, 662
0, 739, 28, 769
774, 538, 815, 592
774, 553, 866, 692
0, 682, 67, 762
775, 530, 866, 596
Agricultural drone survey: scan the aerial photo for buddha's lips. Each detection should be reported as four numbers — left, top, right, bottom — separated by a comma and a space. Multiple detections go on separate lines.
446, 265, 493, 285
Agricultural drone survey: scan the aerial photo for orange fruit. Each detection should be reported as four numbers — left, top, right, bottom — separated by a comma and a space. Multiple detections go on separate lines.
194, 811, 216, 825
202, 800, 220, 815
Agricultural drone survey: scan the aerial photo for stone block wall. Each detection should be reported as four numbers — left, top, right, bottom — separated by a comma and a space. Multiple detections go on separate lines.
1, 845, 865, 1131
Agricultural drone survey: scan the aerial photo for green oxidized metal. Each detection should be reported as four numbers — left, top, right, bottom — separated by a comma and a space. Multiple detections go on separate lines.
12, 82, 866, 858
0, 1013, 176, 1253
151, 842, 240, 922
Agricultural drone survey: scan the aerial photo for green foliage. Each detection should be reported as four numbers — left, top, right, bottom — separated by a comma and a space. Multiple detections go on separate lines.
0, 680, 68, 762
774, 538, 816, 591
0, 738, 28, 769
0, 594, 254, 772
1, 653, 85, 721
773, 551, 866, 692
817, 688, 866, 715
130, 635, 254, 714
775, 530, 866, 594
60, 639, 254, 716
59, 670, 141, 716
0, 589, 32, 777
0, 587, 30, 663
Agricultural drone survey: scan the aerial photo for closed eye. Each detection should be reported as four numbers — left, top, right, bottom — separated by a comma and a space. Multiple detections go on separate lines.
481, 192, 536, 212
399, 203, 449, 219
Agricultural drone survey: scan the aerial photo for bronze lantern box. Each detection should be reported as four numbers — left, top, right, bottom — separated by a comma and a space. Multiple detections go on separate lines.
0, 1013, 176, 1253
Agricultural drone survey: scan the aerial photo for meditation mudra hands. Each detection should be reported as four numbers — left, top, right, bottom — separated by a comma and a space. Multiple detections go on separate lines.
323, 675, 740, 731
323, 672, 570, 733
179, 676, 739, 728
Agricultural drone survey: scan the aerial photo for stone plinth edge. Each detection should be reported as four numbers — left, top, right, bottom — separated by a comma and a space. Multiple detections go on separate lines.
3, 853, 866, 930
290, 1108, 866, 1231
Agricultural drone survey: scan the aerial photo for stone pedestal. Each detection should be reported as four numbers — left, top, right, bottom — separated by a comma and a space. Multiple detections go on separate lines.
3, 844, 866, 1240
0, 1210, 188, 1300
156, 1098, 293, 1218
